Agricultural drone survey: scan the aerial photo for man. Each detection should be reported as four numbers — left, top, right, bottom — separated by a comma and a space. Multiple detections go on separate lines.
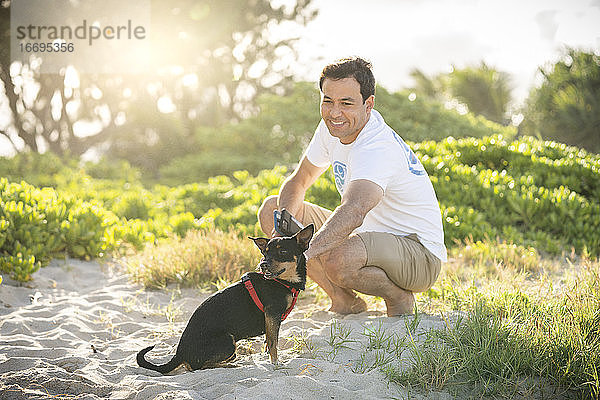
257, 57, 446, 316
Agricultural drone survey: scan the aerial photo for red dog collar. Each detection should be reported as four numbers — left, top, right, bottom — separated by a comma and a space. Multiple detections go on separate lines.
242, 274, 299, 321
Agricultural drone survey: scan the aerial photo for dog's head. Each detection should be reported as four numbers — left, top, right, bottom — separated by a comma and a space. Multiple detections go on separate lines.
249, 224, 314, 283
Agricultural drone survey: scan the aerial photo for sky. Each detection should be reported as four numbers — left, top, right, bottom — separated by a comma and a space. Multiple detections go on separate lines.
292, 0, 600, 108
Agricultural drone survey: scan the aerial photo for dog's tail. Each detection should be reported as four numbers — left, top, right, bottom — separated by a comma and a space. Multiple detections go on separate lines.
136, 345, 182, 374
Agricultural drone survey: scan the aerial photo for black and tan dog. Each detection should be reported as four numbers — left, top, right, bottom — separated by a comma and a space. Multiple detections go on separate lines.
136, 224, 314, 373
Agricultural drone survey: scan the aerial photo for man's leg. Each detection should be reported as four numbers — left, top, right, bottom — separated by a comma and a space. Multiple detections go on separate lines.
320, 235, 415, 316
307, 255, 368, 314
257, 194, 330, 237
257, 196, 414, 315
257, 195, 279, 237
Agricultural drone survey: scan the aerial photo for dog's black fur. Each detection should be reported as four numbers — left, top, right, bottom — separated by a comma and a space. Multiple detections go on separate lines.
136, 224, 314, 373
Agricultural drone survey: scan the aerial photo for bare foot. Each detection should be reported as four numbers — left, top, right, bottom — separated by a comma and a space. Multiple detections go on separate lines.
329, 294, 368, 315
384, 291, 415, 316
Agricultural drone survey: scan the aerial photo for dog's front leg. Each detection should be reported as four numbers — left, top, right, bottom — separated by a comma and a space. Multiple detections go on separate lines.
264, 313, 281, 364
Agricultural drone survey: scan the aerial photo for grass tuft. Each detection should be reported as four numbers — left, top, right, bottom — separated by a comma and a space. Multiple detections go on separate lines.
125, 228, 261, 289
413, 239, 600, 399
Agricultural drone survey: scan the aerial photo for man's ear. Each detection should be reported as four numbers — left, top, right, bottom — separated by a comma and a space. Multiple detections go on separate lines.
294, 224, 314, 251
365, 94, 375, 113
249, 237, 269, 253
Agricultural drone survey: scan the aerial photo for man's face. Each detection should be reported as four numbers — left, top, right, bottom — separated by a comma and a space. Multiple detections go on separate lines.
320, 77, 374, 144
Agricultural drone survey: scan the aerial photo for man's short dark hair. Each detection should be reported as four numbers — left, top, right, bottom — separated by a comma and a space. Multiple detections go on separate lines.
319, 57, 375, 103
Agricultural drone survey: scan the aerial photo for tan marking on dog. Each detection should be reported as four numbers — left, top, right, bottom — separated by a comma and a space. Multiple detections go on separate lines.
274, 259, 301, 283
264, 314, 280, 364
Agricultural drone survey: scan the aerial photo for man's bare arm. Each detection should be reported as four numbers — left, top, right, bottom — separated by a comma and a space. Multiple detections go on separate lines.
304, 179, 383, 260
277, 156, 328, 218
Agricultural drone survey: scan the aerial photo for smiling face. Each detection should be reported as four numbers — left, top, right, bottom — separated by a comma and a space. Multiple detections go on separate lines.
320, 77, 374, 144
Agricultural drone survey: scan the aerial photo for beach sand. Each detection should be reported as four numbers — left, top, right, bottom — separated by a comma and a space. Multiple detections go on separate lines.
0, 259, 453, 399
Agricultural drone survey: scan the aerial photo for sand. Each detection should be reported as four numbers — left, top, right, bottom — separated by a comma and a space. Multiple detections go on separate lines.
0, 259, 454, 399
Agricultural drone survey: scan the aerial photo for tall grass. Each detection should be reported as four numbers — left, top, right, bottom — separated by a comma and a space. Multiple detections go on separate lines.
405, 241, 600, 399
125, 228, 261, 289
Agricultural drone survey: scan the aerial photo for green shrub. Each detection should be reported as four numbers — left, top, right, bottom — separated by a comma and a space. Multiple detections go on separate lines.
110, 190, 155, 220
0, 179, 162, 280
1, 133, 598, 282
83, 158, 142, 181
0, 179, 115, 280
169, 212, 200, 237
415, 135, 600, 255
376, 86, 516, 142
0, 153, 78, 188
62, 202, 118, 259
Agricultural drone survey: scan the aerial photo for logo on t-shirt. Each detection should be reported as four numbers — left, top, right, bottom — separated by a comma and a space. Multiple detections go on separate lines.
332, 161, 347, 194
393, 134, 426, 176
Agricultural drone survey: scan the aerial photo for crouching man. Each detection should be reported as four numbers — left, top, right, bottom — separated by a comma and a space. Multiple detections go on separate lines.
258, 57, 446, 315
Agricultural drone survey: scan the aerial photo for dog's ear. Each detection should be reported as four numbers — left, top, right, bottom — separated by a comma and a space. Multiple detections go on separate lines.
294, 224, 314, 251
249, 237, 269, 253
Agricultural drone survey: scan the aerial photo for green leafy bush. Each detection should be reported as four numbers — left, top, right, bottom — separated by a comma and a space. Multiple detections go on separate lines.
83, 158, 142, 182
0, 178, 197, 280
0, 179, 114, 280
415, 135, 599, 255
376, 86, 516, 142
158, 82, 320, 184
1, 133, 598, 282
110, 190, 155, 220
0, 153, 78, 188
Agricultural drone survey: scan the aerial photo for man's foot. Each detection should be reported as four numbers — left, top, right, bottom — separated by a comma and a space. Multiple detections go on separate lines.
384, 291, 415, 316
329, 294, 368, 315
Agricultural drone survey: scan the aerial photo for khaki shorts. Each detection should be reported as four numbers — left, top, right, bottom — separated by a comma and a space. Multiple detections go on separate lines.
298, 201, 441, 293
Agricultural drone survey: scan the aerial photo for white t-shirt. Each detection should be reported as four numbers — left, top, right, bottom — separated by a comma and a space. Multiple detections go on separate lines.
304, 109, 448, 262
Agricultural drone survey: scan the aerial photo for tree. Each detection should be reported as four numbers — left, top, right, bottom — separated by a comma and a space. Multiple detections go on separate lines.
0, 4, 107, 155
157, 81, 321, 183
446, 62, 512, 125
408, 63, 513, 125
0, 0, 317, 163
521, 48, 600, 153
409, 68, 440, 99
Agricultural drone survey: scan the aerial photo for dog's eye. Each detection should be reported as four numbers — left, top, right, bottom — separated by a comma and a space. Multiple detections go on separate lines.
279, 249, 289, 256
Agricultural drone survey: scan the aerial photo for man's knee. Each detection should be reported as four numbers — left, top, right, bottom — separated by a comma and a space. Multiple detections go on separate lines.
258, 195, 278, 219
320, 247, 353, 288
319, 236, 367, 287
257, 195, 278, 235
